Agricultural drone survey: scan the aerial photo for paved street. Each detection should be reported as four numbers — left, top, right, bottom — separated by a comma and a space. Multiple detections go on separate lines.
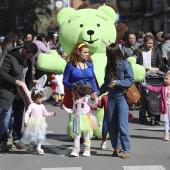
0, 100, 170, 170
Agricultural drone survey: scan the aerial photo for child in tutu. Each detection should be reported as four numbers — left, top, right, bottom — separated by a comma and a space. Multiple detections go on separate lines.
62, 83, 99, 157
23, 89, 58, 155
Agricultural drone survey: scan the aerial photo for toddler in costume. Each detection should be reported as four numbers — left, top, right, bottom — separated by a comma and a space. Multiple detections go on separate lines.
62, 83, 99, 157
51, 74, 65, 105
141, 72, 170, 141
23, 89, 58, 155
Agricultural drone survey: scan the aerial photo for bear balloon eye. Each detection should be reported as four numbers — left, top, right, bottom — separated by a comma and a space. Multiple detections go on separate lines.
97, 23, 100, 27
80, 24, 83, 28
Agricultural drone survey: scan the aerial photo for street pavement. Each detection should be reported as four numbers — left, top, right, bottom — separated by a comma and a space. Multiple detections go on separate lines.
0, 100, 170, 170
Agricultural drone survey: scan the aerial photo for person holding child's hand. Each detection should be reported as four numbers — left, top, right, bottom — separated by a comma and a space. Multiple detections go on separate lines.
92, 43, 134, 159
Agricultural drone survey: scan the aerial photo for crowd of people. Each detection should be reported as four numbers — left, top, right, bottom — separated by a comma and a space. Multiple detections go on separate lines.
0, 30, 170, 160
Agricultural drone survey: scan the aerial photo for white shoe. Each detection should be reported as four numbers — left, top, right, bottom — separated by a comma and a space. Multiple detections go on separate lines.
82, 150, 91, 157
70, 150, 79, 157
101, 141, 107, 150
34, 148, 44, 155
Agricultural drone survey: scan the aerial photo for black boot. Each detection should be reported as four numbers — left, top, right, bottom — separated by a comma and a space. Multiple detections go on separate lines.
0, 142, 9, 152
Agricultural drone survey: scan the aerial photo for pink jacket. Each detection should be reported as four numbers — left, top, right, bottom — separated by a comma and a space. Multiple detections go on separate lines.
147, 85, 166, 114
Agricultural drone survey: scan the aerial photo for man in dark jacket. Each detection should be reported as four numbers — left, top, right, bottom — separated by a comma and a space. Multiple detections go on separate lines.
122, 32, 141, 58
134, 35, 163, 71
0, 41, 38, 152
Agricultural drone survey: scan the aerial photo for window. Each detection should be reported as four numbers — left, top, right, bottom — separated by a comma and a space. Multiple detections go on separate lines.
119, 0, 130, 2
0, 0, 7, 8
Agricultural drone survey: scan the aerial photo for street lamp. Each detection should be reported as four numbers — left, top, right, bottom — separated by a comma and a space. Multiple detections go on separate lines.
56, 0, 69, 8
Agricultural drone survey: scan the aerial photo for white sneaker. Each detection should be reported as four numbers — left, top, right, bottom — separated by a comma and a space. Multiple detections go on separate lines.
34, 148, 44, 155
70, 150, 79, 157
101, 141, 107, 150
82, 150, 91, 157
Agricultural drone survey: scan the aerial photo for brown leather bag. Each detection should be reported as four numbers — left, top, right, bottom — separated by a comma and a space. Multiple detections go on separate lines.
113, 73, 140, 106
124, 84, 141, 106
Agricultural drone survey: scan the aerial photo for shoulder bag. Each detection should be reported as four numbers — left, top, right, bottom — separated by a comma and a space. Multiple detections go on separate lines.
114, 74, 141, 106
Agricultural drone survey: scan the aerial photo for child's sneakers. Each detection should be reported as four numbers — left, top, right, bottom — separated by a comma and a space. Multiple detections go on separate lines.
34, 148, 44, 155
82, 150, 91, 157
70, 150, 79, 157
100, 140, 107, 150
163, 133, 169, 141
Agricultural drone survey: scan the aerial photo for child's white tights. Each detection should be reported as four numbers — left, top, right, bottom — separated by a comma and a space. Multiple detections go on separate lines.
37, 139, 43, 150
164, 120, 169, 133
74, 132, 90, 150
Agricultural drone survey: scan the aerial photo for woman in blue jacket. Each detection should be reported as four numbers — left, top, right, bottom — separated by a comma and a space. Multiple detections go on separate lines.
62, 42, 97, 109
93, 43, 134, 159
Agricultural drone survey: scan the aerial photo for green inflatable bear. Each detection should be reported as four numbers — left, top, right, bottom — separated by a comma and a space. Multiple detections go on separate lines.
37, 6, 145, 139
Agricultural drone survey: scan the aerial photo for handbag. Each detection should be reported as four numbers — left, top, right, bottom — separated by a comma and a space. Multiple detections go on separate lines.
78, 62, 91, 95
113, 74, 141, 106
124, 84, 141, 106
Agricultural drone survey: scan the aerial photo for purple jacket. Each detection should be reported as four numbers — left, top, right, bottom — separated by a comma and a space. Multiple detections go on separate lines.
147, 85, 166, 114
33, 40, 50, 57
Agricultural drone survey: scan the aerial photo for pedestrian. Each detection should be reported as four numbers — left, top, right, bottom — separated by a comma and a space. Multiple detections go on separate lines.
23, 89, 58, 155
62, 42, 98, 151
17, 35, 26, 46
92, 43, 134, 159
62, 42, 98, 108
0, 41, 38, 152
122, 32, 141, 58
0, 31, 18, 66
97, 94, 108, 150
26, 33, 33, 41
51, 74, 65, 105
141, 72, 170, 141
33, 35, 50, 80
161, 32, 170, 71
62, 83, 99, 157
134, 35, 163, 71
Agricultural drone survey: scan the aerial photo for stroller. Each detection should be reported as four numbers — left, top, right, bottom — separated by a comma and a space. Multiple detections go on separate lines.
139, 70, 165, 125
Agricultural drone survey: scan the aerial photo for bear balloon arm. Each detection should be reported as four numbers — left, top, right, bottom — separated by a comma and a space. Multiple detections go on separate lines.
36, 51, 66, 74
127, 57, 146, 82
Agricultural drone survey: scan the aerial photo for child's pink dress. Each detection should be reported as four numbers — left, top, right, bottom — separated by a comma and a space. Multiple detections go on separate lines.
23, 103, 55, 142
64, 96, 100, 133
162, 87, 170, 121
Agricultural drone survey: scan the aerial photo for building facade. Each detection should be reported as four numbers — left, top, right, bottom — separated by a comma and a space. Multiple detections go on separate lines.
117, 0, 170, 33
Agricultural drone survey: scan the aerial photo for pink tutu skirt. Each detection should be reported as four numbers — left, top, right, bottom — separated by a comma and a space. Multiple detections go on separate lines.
23, 117, 48, 142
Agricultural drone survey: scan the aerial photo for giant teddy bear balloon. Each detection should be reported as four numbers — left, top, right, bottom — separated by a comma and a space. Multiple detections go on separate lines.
37, 5, 145, 139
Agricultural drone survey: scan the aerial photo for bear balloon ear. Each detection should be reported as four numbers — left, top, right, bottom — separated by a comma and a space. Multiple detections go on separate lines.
105, 3, 118, 13
98, 6, 117, 23
57, 7, 75, 25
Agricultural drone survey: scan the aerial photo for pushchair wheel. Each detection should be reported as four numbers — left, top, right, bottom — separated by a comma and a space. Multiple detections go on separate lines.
151, 116, 156, 126
139, 110, 143, 124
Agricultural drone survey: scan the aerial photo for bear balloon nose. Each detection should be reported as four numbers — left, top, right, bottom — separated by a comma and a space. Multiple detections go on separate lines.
87, 30, 94, 35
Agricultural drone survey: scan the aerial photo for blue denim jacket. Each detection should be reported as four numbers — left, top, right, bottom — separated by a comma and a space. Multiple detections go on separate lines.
98, 60, 134, 95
